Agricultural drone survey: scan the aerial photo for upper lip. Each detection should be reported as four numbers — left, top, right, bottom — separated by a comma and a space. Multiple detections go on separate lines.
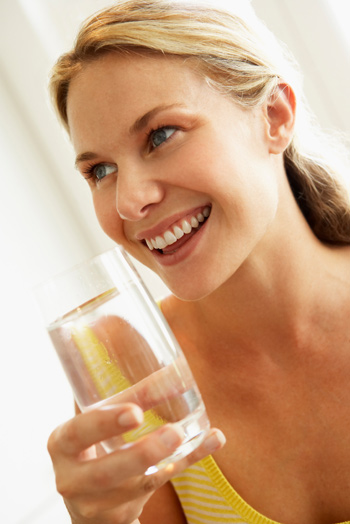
135, 205, 210, 241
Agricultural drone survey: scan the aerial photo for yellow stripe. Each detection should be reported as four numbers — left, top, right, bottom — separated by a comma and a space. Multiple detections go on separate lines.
173, 492, 231, 504
185, 509, 245, 522
160, 300, 350, 524
172, 457, 350, 524
172, 475, 218, 487
71, 325, 127, 398
173, 484, 227, 497
181, 499, 240, 514
185, 513, 247, 524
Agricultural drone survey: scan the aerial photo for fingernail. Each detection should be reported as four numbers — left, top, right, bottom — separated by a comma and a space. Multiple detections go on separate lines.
204, 430, 226, 453
118, 407, 143, 427
159, 425, 184, 449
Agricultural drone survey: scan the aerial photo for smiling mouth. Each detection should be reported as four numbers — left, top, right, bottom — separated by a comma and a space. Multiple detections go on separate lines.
144, 206, 211, 255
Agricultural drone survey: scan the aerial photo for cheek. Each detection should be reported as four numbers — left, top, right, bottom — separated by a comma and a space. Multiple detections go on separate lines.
92, 190, 123, 241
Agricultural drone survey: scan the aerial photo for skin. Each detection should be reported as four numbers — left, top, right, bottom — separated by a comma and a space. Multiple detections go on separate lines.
69, 54, 281, 301
49, 53, 350, 524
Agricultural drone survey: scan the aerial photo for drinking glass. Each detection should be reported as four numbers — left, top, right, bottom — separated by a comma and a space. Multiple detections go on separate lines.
35, 246, 210, 474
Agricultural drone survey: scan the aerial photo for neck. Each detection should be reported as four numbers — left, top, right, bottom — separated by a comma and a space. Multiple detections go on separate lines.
178, 209, 349, 363
163, 168, 350, 365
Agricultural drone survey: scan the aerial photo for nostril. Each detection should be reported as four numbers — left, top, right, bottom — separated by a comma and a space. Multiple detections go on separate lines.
139, 202, 156, 216
117, 204, 152, 221
116, 180, 165, 220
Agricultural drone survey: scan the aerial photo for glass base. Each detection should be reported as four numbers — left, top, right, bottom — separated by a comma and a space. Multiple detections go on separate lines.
145, 424, 209, 475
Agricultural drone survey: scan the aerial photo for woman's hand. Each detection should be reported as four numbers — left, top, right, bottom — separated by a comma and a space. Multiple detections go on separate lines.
48, 403, 225, 524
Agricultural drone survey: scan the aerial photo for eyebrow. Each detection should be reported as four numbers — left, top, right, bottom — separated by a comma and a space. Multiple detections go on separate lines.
75, 151, 99, 168
129, 103, 184, 134
75, 103, 185, 167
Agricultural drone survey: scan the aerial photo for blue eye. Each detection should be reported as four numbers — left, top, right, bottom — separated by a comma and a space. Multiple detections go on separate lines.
85, 163, 117, 182
150, 127, 176, 149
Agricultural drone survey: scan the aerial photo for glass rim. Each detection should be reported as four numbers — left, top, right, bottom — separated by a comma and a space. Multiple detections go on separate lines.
32, 245, 143, 327
32, 245, 131, 292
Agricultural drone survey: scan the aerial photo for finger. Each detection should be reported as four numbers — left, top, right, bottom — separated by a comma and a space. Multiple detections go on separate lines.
57, 426, 223, 514
149, 427, 226, 483
75, 423, 185, 495
48, 403, 144, 458
116, 428, 227, 505
81, 427, 225, 503
173, 428, 226, 470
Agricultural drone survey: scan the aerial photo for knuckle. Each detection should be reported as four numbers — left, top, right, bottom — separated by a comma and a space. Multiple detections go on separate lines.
63, 420, 81, 449
48, 420, 81, 457
141, 474, 164, 493
47, 428, 61, 457
56, 478, 76, 499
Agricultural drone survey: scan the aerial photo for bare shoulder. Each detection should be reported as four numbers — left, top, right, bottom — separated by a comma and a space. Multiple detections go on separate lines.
140, 481, 186, 524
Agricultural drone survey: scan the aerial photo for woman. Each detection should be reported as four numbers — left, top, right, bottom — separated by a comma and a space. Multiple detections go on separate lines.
48, 1, 350, 523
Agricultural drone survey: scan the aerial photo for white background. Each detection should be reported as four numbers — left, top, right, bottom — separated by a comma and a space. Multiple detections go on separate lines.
0, 1, 349, 522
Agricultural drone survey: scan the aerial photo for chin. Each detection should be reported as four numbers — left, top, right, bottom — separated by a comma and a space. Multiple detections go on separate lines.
163, 278, 219, 302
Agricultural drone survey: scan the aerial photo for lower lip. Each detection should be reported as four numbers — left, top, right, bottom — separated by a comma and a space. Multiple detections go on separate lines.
149, 219, 209, 267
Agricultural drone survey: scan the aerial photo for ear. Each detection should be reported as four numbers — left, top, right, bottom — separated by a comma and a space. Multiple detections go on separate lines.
264, 83, 296, 154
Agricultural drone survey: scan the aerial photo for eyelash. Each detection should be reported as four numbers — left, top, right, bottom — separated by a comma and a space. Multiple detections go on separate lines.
81, 162, 102, 180
147, 125, 177, 151
80, 125, 178, 181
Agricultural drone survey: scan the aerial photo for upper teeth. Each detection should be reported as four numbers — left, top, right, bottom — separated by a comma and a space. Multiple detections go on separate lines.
145, 206, 210, 251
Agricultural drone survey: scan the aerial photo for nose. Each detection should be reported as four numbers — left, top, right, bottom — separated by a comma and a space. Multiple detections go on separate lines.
116, 164, 165, 221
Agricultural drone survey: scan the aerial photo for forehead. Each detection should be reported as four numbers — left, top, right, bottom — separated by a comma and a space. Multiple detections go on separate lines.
67, 53, 211, 138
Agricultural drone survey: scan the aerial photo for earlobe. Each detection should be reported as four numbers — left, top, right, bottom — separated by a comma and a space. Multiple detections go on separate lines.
265, 83, 296, 154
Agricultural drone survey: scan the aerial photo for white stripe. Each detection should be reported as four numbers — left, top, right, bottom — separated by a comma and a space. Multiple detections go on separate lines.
186, 464, 206, 472
182, 504, 241, 519
180, 499, 238, 511
172, 481, 220, 493
175, 491, 225, 503
174, 470, 212, 481
186, 513, 249, 524
171, 460, 251, 524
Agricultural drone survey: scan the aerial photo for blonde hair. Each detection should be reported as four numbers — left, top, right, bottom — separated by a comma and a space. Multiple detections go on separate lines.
49, 0, 350, 244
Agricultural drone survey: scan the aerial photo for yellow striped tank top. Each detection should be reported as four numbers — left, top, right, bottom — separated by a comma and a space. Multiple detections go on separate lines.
170, 455, 350, 524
